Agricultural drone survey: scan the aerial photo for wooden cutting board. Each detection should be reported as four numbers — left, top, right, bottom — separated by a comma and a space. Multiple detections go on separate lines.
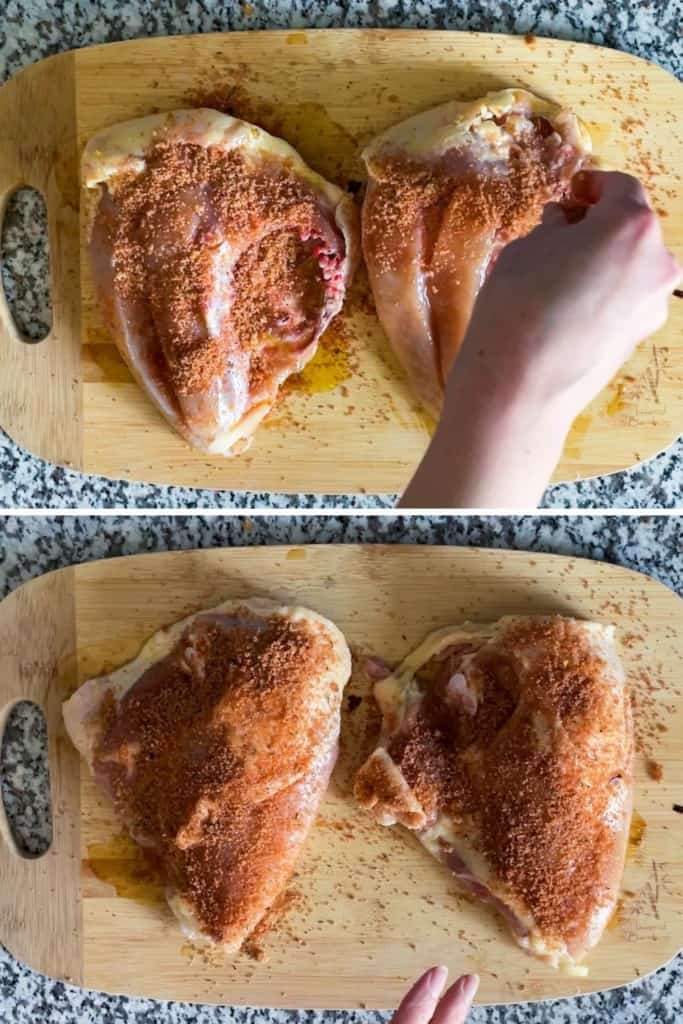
0, 544, 681, 1008
0, 31, 681, 495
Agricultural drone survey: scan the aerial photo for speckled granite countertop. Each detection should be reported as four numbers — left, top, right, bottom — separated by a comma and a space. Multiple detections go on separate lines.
1, 513, 682, 1022
1, 0, 682, 509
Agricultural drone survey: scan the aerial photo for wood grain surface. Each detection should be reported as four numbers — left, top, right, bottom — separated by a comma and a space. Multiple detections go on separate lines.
0, 563, 82, 985
0, 31, 681, 493
0, 52, 82, 471
0, 545, 681, 1007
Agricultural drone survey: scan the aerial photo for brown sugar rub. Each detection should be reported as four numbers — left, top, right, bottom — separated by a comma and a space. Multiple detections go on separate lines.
355, 616, 633, 972
63, 598, 351, 951
362, 89, 592, 415
83, 109, 359, 455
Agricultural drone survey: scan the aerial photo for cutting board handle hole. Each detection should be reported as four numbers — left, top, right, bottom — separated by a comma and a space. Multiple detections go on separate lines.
1, 187, 52, 343
0, 700, 53, 859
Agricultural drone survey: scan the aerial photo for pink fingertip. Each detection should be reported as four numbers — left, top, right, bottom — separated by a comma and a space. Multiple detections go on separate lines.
460, 974, 479, 1002
426, 965, 449, 995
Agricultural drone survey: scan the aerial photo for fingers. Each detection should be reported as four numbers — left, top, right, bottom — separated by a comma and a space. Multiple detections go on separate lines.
541, 200, 591, 227
543, 171, 653, 230
575, 170, 675, 274
574, 169, 651, 212
431, 975, 480, 1024
392, 966, 449, 1024
571, 169, 603, 205
541, 202, 568, 227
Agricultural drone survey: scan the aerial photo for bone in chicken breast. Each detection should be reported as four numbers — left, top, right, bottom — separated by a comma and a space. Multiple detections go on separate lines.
354, 616, 633, 972
83, 109, 359, 455
63, 598, 351, 951
362, 90, 592, 415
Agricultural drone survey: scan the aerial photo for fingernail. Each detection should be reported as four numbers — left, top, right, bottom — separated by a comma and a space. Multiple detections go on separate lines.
427, 965, 449, 995
460, 974, 479, 1002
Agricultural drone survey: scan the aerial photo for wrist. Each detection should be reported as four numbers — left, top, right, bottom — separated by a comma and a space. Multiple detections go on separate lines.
405, 367, 573, 509
440, 360, 574, 452
448, 313, 588, 432
400, 339, 579, 508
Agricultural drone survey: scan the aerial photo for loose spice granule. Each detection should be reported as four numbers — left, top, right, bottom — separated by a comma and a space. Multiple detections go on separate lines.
242, 888, 303, 960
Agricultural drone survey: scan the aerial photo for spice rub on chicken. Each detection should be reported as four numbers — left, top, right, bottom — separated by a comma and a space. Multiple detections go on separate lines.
354, 616, 633, 972
362, 89, 592, 415
83, 109, 359, 455
63, 598, 351, 952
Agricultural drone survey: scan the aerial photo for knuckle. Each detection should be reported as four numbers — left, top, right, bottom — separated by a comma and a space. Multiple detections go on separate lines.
606, 203, 658, 248
624, 201, 656, 227
618, 198, 655, 225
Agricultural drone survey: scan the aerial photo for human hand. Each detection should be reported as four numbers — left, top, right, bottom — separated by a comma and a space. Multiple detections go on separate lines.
400, 170, 681, 508
390, 967, 479, 1024
451, 169, 681, 427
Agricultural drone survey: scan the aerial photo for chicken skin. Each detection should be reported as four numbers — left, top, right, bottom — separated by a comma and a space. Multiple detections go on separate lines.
63, 598, 351, 951
355, 616, 633, 972
362, 90, 591, 414
83, 109, 359, 454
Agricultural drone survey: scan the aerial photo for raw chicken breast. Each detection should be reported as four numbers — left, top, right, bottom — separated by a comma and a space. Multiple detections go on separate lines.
83, 109, 359, 454
362, 90, 592, 414
63, 598, 351, 951
355, 616, 633, 972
